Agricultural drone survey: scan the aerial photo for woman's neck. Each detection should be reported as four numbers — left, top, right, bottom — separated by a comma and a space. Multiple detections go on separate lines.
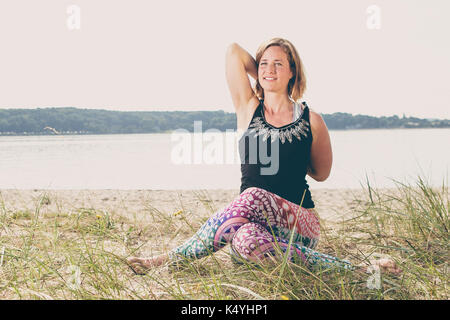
263, 92, 293, 116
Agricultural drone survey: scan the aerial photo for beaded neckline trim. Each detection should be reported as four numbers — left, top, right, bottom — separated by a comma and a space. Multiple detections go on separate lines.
247, 106, 310, 144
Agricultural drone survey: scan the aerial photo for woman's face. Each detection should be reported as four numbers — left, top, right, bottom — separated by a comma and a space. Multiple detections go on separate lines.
258, 45, 293, 95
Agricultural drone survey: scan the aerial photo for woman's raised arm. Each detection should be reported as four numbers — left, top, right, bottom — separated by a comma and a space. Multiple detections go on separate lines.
225, 43, 258, 111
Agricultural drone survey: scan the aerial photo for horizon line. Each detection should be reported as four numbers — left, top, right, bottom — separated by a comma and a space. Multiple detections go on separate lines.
0, 106, 449, 121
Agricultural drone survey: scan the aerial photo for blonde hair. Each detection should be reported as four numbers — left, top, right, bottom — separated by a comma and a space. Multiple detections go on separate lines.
254, 38, 306, 102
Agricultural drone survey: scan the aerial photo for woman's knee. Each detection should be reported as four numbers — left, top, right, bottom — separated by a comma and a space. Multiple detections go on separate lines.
231, 222, 273, 261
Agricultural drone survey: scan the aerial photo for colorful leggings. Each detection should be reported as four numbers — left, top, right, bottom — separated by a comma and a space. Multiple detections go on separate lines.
169, 187, 353, 271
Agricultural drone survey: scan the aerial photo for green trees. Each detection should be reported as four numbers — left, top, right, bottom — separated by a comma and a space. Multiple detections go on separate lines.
0, 108, 448, 135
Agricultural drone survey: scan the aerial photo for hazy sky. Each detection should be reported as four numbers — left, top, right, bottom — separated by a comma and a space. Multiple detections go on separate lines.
0, 0, 449, 118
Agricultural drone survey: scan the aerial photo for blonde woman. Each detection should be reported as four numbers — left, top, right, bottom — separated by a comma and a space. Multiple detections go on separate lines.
127, 38, 401, 276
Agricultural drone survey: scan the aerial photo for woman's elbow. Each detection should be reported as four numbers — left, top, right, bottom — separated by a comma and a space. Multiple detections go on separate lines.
308, 167, 331, 182
310, 172, 329, 182
313, 174, 329, 182
226, 43, 239, 56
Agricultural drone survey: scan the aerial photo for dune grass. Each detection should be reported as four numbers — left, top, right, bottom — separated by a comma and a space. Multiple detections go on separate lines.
0, 176, 448, 300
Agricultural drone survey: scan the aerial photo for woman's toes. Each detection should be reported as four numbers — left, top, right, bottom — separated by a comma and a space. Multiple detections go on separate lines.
126, 257, 151, 275
374, 258, 402, 276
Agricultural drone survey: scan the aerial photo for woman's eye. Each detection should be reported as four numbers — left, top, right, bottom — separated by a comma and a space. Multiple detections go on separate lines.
260, 62, 282, 66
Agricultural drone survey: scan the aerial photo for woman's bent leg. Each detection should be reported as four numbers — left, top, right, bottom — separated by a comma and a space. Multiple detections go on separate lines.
129, 187, 352, 273
169, 187, 321, 263
231, 222, 354, 271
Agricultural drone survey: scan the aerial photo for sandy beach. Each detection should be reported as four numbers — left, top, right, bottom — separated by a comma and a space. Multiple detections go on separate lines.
0, 186, 447, 300
0, 188, 369, 224
0, 187, 370, 267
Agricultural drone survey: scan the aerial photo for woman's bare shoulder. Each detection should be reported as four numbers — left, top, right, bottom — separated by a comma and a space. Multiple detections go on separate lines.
308, 108, 326, 127
308, 107, 330, 139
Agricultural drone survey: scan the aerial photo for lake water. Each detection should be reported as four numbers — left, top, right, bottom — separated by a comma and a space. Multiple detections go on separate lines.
0, 128, 448, 190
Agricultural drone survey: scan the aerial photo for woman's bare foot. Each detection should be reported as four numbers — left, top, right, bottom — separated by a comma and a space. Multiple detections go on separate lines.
126, 254, 169, 275
376, 258, 402, 275
360, 258, 402, 276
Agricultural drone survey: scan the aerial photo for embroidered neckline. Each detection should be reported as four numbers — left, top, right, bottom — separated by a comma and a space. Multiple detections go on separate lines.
247, 102, 310, 144
261, 102, 305, 129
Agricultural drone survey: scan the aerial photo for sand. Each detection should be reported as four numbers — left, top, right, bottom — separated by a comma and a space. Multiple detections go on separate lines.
0, 188, 370, 224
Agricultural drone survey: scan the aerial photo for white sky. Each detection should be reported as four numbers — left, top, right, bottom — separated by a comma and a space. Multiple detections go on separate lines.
0, 0, 449, 119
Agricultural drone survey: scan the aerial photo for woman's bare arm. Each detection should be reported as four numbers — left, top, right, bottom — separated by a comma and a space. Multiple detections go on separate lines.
225, 43, 258, 111
307, 110, 332, 182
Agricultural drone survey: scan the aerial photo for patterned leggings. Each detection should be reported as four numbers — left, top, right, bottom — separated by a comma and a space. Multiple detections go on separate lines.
169, 187, 353, 271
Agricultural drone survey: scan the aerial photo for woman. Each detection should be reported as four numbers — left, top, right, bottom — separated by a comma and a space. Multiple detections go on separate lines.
127, 38, 401, 275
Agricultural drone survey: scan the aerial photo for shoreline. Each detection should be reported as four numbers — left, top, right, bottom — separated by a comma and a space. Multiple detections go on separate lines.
1, 126, 449, 137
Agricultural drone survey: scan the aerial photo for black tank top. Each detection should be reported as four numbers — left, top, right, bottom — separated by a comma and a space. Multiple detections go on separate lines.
239, 100, 315, 208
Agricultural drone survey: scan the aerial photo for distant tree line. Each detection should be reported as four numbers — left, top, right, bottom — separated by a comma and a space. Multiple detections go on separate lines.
0, 107, 448, 135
